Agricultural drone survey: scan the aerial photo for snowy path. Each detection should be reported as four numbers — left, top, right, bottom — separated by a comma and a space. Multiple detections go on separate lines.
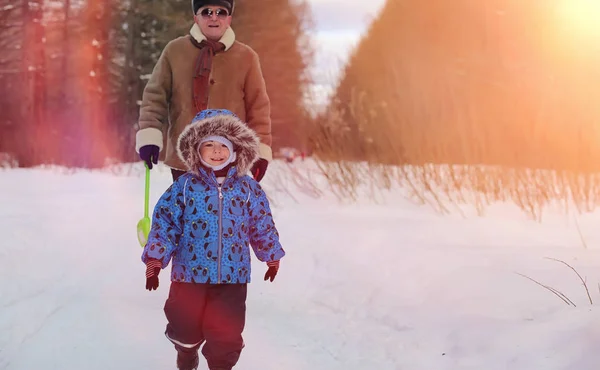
2, 165, 600, 369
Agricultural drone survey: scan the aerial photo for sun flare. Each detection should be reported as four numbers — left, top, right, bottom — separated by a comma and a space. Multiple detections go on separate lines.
555, 0, 600, 40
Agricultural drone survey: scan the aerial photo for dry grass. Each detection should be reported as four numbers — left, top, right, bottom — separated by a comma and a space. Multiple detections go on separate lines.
516, 258, 595, 307
307, 82, 600, 220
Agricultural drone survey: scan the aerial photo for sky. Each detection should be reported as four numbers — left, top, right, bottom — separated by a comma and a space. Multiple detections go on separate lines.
304, 0, 387, 104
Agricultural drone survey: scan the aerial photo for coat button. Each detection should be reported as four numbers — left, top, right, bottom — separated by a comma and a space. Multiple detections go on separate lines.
210, 79, 215, 85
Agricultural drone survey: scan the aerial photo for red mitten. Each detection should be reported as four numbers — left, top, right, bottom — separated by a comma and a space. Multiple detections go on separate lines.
251, 158, 268, 182
145, 259, 162, 291
264, 260, 280, 282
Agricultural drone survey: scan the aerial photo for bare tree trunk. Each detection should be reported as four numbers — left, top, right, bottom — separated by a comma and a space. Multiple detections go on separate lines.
120, 0, 141, 162
54, 0, 72, 165
15, 0, 47, 166
0, 0, 20, 160
31, 0, 46, 126
125, 0, 140, 126
84, 0, 111, 167
28, 0, 47, 164
61, 0, 71, 103
18, 0, 34, 166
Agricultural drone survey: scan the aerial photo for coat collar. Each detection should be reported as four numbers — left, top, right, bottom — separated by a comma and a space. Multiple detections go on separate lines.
196, 165, 238, 184
189, 24, 236, 51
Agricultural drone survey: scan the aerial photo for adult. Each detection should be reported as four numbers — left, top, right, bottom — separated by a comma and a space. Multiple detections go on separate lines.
135, 0, 272, 182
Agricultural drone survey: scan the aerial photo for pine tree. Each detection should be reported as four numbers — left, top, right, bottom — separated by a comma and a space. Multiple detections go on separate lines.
232, 0, 313, 152
324, 0, 600, 171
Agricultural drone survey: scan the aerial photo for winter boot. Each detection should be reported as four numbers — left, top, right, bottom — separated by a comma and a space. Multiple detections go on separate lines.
176, 349, 199, 370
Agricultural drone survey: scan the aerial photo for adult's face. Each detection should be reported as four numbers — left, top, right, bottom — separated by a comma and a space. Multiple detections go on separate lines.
194, 6, 232, 41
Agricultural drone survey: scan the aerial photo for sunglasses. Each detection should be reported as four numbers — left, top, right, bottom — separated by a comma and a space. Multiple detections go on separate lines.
199, 8, 230, 19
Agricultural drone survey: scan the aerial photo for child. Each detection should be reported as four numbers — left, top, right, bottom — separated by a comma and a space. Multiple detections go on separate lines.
141, 109, 285, 370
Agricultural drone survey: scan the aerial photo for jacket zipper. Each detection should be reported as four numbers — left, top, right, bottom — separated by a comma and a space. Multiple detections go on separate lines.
209, 170, 231, 284
217, 184, 223, 283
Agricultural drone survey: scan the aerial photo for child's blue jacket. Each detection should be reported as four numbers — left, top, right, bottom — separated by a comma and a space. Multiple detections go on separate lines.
142, 166, 285, 284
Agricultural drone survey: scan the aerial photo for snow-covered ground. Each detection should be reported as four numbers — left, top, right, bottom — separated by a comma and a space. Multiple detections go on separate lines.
2, 161, 600, 370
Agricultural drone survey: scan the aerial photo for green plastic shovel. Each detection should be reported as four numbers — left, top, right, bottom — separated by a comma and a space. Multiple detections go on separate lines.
137, 164, 151, 247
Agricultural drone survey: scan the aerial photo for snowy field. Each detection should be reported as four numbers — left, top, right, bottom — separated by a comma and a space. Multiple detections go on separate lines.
2, 161, 600, 370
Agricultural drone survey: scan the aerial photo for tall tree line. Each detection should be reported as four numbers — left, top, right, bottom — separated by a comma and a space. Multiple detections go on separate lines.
321, 0, 600, 172
0, 0, 313, 168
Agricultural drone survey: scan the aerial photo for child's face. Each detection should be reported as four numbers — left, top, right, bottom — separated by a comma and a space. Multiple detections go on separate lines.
200, 141, 231, 167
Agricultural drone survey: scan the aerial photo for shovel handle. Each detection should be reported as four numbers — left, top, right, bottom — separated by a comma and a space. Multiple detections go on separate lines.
144, 163, 150, 218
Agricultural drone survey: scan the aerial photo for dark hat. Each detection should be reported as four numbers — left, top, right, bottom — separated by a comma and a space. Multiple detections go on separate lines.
192, 0, 234, 15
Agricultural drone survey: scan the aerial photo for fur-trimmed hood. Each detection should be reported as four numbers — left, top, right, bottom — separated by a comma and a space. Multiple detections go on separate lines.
176, 109, 260, 177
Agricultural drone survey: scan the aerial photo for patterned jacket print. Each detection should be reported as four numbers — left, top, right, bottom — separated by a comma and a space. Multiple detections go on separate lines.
141, 109, 285, 284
